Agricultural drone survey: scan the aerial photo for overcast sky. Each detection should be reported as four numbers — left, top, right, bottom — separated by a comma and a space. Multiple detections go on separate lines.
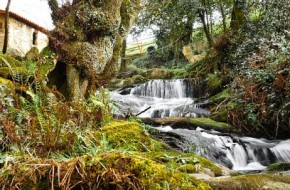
0, 0, 53, 29
0, 0, 152, 43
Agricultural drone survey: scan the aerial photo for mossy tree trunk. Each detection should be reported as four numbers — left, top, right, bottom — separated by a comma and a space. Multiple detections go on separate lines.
47, 0, 140, 101
230, 0, 247, 31
120, 39, 127, 72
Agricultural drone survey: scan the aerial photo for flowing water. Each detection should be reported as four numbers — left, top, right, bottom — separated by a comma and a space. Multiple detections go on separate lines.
110, 79, 290, 171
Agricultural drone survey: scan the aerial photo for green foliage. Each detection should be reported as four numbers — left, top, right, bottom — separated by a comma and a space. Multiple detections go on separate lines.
268, 162, 290, 172
194, 0, 290, 138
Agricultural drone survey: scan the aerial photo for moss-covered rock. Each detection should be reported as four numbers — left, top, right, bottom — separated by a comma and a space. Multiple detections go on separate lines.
100, 121, 170, 151
268, 162, 290, 172
144, 151, 222, 177
132, 74, 147, 84
206, 74, 221, 91
172, 68, 189, 79
206, 174, 290, 190
0, 77, 15, 95
143, 68, 174, 79
25, 47, 40, 61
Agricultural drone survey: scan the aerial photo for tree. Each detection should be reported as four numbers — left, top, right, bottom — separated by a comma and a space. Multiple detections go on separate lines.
230, 0, 247, 31
2, 0, 11, 54
133, 0, 197, 60
47, 0, 140, 101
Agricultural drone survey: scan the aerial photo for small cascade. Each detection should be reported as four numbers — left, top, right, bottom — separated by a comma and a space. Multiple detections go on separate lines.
130, 79, 201, 98
156, 126, 290, 171
111, 79, 209, 118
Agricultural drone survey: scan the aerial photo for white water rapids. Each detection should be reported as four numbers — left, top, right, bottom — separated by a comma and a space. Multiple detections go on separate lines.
110, 79, 290, 171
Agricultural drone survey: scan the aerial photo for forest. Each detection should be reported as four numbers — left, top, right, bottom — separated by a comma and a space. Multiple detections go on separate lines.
0, 0, 289, 189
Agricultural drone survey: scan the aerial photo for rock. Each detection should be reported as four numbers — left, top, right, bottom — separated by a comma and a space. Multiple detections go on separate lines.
25, 47, 39, 61
141, 117, 237, 133
190, 173, 213, 180
143, 68, 173, 79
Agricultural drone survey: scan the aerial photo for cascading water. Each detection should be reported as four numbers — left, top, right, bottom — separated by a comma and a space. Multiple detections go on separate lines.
130, 79, 195, 98
111, 79, 209, 118
156, 126, 290, 171
110, 79, 290, 171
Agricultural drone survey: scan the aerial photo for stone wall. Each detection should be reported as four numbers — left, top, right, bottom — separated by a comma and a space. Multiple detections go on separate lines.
0, 14, 48, 56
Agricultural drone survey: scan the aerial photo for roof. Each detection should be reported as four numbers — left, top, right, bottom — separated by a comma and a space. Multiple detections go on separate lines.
0, 9, 49, 34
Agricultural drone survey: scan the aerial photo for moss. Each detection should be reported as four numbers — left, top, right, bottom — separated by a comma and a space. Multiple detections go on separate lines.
178, 164, 197, 173
132, 74, 147, 84
209, 88, 230, 104
25, 47, 40, 61
198, 157, 222, 176
187, 118, 234, 133
0, 67, 29, 79
206, 174, 290, 190
172, 68, 189, 79
0, 53, 23, 67
143, 68, 174, 79
0, 77, 15, 94
268, 162, 290, 171
143, 151, 222, 177
100, 121, 169, 151
0, 153, 212, 189
122, 78, 134, 86
207, 73, 221, 90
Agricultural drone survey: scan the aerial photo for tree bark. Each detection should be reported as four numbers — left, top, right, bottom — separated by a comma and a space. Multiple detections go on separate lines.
120, 39, 127, 72
198, 9, 213, 47
219, 0, 227, 32
2, 0, 11, 54
230, 0, 247, 31
47, 0, 140, 101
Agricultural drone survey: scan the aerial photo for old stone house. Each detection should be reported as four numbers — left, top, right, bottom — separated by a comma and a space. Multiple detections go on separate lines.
0, 9, 49, 56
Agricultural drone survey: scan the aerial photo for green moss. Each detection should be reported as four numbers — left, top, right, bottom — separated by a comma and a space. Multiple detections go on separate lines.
143, 68, 173, 79
0, 77, 15, 94
198, 157, 222, 176
178, 164, 197, 173
25, 47, 39, 61
268, 162, 290, 172
207, 73, 221, 90
0, 53, 23, 67
209, 88, 230, 104
143, 151, 222, 177
100, 121, 169, 151
132, 74, 147, 84
188, 118, 234, 133
172, 68, 189, 79
207, 174, 290, 190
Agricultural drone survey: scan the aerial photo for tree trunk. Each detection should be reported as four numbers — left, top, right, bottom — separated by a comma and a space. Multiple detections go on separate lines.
120, 39, 127, 72
198, 9, 213, 47
47, 0, 140, 101
219, 0, 227, 32
2, 0, 11, 54
230, 0, 247, 31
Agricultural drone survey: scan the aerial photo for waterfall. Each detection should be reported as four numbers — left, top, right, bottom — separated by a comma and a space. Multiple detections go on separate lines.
110, 78, 290, 171
157, 126, 290, 171
130, 79, 199, 98
111, 79, 209, 118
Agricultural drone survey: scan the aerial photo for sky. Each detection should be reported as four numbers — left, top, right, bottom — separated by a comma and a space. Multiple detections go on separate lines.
0, 0, 151, 43
0, 0, 54, 30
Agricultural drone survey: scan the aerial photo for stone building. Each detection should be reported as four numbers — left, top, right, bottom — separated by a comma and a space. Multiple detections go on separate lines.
0, 9, 49, 56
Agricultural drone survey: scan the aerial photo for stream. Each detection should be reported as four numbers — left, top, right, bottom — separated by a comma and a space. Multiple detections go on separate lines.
110, 79, 290, 172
